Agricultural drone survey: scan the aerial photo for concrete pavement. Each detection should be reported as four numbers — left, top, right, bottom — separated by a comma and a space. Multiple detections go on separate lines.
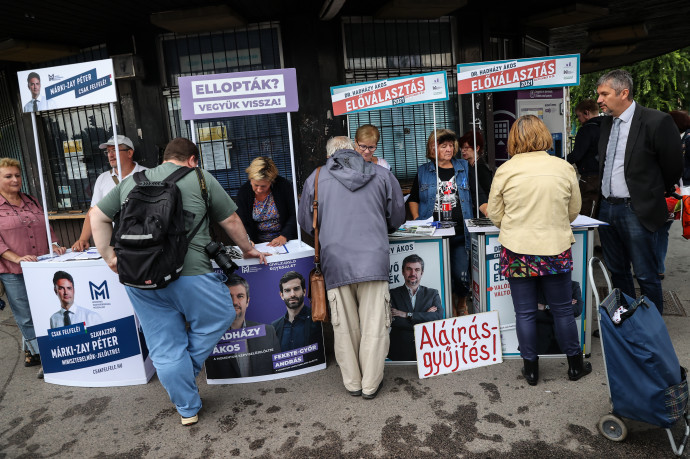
1, 228, 688, 458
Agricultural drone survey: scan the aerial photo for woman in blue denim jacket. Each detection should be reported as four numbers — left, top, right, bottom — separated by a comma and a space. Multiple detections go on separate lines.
408, 130, 474, 316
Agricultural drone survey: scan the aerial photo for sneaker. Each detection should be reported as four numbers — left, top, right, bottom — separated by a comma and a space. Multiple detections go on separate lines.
37, 367, 44, 379
347, 389, 362, 396
181, 414, 198, 426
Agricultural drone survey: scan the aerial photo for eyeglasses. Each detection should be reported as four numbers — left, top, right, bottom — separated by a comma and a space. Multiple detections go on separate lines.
104, 147, 131, 155
357, 143, 377, 152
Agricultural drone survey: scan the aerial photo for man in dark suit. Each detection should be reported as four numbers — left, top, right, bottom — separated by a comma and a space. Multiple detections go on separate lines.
388, 254, 443, 361
596, 69, 683, 314
205, 275, 280, 379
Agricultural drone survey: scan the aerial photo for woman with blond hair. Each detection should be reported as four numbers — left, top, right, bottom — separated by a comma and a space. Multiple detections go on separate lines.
487, 115, 590, 386
354, 124, 390, 170
236, 156, 296, 247
0, 157, 66, 377
408, 129, 474, 316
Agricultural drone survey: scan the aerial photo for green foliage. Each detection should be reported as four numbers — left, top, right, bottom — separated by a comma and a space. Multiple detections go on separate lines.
571, 47, 690, 117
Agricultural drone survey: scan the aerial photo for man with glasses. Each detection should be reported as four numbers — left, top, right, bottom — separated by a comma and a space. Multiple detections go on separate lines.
71, 135, 147, 252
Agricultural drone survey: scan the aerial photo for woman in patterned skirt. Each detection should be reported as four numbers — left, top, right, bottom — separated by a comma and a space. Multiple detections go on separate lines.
487, 115, 592, 386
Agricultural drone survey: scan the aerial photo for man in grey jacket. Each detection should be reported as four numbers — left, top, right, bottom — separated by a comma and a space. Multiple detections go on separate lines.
298, 136, 405, 399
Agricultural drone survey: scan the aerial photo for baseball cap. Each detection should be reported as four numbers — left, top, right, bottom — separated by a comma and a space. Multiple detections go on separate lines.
99, 135, 134, 150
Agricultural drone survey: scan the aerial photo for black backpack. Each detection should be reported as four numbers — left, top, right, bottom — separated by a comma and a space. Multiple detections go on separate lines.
113, 166, 207, 289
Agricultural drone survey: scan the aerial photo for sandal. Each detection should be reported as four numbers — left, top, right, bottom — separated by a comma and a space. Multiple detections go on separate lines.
24, 350, 41, 367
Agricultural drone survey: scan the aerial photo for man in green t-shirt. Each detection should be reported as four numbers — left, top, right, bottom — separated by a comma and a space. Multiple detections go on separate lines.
91, 137, 267, 426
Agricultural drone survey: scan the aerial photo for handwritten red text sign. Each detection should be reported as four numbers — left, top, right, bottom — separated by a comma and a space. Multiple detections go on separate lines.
414, 311, 502, 379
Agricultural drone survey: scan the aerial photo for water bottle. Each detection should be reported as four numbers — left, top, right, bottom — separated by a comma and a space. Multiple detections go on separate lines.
441, 190, 453, 221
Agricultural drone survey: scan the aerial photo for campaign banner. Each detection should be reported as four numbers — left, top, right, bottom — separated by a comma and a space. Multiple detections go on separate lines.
415, 311, 502, 379
17, 59, 117, 113
205, 242, 326, 384
178, 68, 299, 120
457, 54, 580, 94
330, 71, 449, 116
483, 229, 588, 356
22, 259, 154, 387
387, 238, 448, 363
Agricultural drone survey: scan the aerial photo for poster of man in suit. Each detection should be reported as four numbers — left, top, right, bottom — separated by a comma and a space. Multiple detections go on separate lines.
387, 240, 448, 362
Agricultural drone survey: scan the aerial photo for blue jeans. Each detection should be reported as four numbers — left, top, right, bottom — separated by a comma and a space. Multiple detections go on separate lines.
598, 200, 663, 314
508, 273, 581, 360
449, 234, 469, 298
125, 272, 235, 418
0, 273, 40, 355
655, 220, 673, 275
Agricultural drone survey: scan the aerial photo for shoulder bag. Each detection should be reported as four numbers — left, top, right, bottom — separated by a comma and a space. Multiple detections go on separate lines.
309, 167, 329, 322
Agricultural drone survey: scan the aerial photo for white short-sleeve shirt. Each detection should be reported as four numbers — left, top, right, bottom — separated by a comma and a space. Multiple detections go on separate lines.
90, 162, 148, 207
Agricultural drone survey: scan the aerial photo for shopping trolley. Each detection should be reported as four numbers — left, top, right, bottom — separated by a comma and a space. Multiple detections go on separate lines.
588, 257, 689, 455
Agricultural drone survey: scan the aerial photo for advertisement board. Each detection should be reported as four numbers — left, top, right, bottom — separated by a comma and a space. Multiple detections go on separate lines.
22, 259, 154, 387
457, 54, 580, 94
482, 229, 588, 356
330, 71, 449, 116
178, 68, 299, 120
387, 238, 449, 363
205, 243, 326, 384
415, 311, 502, 379
17, 59, 117, 112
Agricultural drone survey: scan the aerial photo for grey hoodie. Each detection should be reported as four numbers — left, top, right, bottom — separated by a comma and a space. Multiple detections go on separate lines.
298, 149, 405, 290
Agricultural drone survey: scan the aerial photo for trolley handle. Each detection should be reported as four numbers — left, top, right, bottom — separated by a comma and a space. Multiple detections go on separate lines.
588, 256, 612, 307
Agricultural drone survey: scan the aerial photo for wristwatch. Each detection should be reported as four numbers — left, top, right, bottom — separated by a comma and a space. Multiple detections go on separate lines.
407, 312, 413, 319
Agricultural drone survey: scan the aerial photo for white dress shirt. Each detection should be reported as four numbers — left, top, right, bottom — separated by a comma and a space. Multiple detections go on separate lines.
605, 101, 636, 198
49, 304, 103, 329
23, 97, 54, 112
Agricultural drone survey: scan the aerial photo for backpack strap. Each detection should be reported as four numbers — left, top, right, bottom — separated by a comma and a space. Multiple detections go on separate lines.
163, 166, 196, 183
186, 167, 210, 243
133, 170, 148, 185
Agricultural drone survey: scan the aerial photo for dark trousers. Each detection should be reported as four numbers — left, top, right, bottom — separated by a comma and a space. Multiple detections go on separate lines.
508, 273, 581, 361
598, 200, 663, 314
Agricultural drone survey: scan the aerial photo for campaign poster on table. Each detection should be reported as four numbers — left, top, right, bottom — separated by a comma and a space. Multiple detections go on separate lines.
457, 54, 580, 94
178, 68, 299, 120
17, 59, 117, 113
330, 70, 449, 116
484, 229, 588, 356
415, 311, 502, 379
387, 238, 448, 363
205, 246, 326, 384
21, 260, 154, 387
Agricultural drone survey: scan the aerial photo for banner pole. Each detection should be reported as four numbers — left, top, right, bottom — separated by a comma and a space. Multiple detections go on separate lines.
286, 112, 302, 246
471, 92, 480, 217
31, 112, 54, 257
109, 103, 123, 181
190, 119, 197, 144
433, 102, 440, 222
562, 86, 568, 159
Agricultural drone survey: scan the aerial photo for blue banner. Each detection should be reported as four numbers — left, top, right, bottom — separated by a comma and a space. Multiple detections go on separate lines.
38, 315, 141, 374
44, 69, 112, 100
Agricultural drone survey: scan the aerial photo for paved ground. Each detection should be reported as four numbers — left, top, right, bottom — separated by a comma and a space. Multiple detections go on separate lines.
1, 229, 688, 458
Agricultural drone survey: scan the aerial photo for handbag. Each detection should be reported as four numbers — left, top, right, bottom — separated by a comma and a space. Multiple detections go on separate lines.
308, 167, 329, 322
